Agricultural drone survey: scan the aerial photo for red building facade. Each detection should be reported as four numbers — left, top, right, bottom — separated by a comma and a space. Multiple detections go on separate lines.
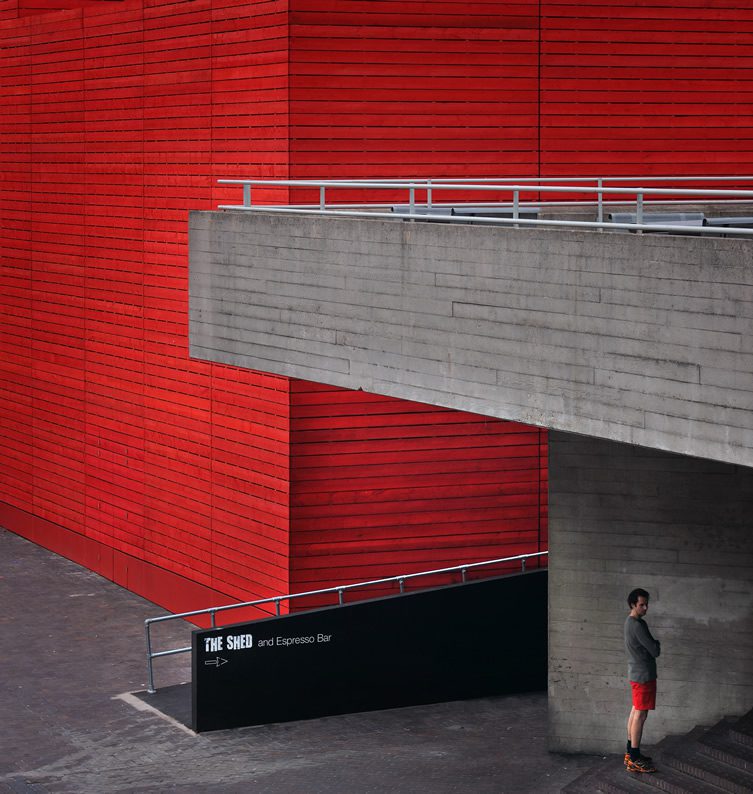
1, 0, 750, 614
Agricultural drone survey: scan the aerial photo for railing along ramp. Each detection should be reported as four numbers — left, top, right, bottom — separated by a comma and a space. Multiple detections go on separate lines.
143, 551, 548, 732
216, 174, 753, 238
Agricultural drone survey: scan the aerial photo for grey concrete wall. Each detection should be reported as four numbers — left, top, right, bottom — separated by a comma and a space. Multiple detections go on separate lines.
548, 430, 753, 754
189, 210, 753, 467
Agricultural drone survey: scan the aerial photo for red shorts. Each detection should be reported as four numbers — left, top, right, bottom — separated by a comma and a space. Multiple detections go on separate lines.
630, 680, 657, 710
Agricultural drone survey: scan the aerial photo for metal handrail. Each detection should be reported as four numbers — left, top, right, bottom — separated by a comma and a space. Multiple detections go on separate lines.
144, 550, 548, 693
215, 177, 753, 237
218, 177, 753, 196
237, 175, 753, 184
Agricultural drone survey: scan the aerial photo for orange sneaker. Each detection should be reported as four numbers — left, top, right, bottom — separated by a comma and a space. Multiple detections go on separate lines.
626, 757, 657, 773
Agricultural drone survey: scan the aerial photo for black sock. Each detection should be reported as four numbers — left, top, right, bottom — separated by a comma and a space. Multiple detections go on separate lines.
626, 740, 632, 754
629, 747, 640, 761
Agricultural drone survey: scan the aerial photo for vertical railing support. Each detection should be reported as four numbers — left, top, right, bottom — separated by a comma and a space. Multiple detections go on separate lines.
521, 558, 527, 573
597, 178, 604, 230
426, 179, 432, 208
461, 567, 467, 584
320, 185, 326, 211
513, 189, 520, 227
337, 588, 344, 606
275, 598, 281, 616
145, 621, 156, 694
409, 185, 415, 215
636, 190, 644, 233
243, 183, 251, 207
210, 609, 217, 628
399, 577, 405, 594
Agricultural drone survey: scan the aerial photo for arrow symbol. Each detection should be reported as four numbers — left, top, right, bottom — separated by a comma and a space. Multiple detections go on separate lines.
204, 657, 228, 667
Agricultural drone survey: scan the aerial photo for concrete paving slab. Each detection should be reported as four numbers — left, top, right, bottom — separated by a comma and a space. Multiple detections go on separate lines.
0, 528, 600, 792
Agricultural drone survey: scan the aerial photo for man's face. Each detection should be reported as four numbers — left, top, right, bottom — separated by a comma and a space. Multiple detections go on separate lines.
633, 596, 649, 616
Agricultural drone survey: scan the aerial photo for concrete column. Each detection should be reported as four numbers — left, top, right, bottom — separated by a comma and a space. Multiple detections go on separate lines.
548, 431, 753, 753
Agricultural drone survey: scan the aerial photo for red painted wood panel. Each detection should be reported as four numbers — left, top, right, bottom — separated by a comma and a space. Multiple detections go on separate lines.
0, 0, 294, 610
18, 0, 122, 17
540, 1, 753, 175
288, 0, 540, 183
0, 13, 32, 511
289, 382, 547, 606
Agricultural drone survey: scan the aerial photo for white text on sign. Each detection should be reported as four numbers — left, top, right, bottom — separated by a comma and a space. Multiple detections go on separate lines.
204, 634, 253, 653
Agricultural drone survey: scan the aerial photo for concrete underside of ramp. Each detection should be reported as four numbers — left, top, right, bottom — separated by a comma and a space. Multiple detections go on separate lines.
189, 211, 753, 753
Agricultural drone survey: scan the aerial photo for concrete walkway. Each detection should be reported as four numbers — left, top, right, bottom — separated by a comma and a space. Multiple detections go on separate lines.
0, 528, 600, 793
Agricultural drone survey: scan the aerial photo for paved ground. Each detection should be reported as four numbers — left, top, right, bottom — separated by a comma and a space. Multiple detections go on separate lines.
0, 528, 601, 793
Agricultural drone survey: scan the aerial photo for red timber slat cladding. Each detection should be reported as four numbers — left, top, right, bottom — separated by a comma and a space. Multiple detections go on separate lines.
0, 0, 18, 20
0, 13, 32, 511
540, 0, 753, 176
142, 0, 214, 585
208, 0, 291, 604
289, 382, 548, 608
17, 1, 123, 19
30, 9, 89, 538
84, 3, 145, 566
141, 0, 291, 602
288, 0, 540, 184
0, 0, 294, 616
209, 0, 291, 208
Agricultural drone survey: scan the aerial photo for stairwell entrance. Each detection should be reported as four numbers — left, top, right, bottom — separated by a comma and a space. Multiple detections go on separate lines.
143, 553, 548, 733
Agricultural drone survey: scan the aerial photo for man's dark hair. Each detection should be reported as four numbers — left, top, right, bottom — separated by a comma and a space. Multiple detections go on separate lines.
627, 588, 650, 608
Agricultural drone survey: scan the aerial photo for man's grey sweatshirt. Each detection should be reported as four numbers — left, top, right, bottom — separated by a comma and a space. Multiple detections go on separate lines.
624, 616, 660, 683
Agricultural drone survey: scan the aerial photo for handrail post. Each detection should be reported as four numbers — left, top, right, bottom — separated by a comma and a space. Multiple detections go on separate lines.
275, 598, 281, 616
427, 179, 432, 208
145, 621, 156, 694
320, 185, 326, 211
513, 189, 520, 228
636, 190, 644, 234
521, 557, 527, 573
398, 577, 405, 594
337, 588, 344, 605
461, 567, 467, 584
597, 178, 604, 230
210, 608, 217, 628
409, 184, 415, 215
243, 183, 251, 207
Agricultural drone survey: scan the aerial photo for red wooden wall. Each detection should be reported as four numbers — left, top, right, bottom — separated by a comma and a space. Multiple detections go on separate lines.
290, 383, 547, 605
0, 0, 295, 615
16, 1, 123, 18
539, 0, 753, 175
287, 0, 753, 180
288, 1, 540, 179
2, 0, 750, 615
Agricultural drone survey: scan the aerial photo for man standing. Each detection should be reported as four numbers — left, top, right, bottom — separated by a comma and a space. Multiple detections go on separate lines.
624, 588, 660, 773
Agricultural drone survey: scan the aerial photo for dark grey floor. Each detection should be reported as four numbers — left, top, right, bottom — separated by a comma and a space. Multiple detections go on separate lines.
0, 528, 600, 793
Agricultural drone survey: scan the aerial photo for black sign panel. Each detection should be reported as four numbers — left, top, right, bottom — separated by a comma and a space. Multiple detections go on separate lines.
192, 570, 546, 732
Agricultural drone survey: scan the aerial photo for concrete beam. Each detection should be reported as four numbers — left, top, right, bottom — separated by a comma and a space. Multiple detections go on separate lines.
189, 211, 753, 467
